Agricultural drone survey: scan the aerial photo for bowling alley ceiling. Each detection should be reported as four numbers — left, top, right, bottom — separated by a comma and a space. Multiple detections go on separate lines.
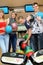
0, 0, 43, 7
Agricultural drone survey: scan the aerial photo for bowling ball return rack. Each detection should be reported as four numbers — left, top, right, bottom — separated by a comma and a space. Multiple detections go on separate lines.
1, 50, 43, 65
1, 52, 27, 65
30, 49, 43, 65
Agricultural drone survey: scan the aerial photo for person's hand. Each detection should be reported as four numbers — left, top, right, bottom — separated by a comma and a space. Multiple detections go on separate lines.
26, 15, 31, 22
23, 40, 27, 44
23, 40, 30, 45
13, 27, 18, 31
36, 16, 41, 21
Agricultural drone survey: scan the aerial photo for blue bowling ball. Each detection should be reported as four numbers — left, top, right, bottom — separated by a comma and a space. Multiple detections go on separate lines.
5, 25, 12, 33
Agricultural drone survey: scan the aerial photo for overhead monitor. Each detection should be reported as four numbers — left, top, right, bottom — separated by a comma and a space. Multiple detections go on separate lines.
24, 4, 34, 12
0, 6, 9, 14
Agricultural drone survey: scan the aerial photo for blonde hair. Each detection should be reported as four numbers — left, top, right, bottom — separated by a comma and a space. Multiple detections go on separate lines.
0, 10, 5, 19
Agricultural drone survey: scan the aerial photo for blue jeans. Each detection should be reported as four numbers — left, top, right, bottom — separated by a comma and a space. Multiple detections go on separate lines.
30, 33, 43, 52
0, 34, 9, 53
39, 33, 43, 49
9, 34, 17, 52
30, 34, 39, 52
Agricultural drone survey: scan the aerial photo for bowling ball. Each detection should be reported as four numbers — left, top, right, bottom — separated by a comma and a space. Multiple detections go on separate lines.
25, 46, 31, 51
23, 34, 28, 40
16, 50, 24, 54
19, 40, 27, 51
11, 22, 17, 29
5, 25, 12, 33
25, 49, 33, 54
26, 51, 34, 58
29, 14, 34, 23
21, 42, 27, 50
24, 46, 33, 54
19, 40, 25, 47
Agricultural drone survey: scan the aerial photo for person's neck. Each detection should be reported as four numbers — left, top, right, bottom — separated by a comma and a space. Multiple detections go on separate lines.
0, 17, 2, 19
0, 18, 4, 22
35, 10, 39, 13
0, 18, 4, 20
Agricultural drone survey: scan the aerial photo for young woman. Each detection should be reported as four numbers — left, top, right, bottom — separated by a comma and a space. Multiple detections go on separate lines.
0, 10, 9, 53
8, 11, 17, 52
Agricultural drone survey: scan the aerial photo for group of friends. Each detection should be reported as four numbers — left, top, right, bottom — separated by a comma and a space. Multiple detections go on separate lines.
0, 2, 43, 57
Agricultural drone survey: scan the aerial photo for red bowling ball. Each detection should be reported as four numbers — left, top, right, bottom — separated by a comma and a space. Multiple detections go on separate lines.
21, 43, 27, 50
26, 51, 34, 58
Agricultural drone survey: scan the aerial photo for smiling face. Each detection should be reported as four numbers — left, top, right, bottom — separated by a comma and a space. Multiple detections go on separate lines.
18, 16, 25, 24
33, 3, 39, 12
11, 12, 16, 19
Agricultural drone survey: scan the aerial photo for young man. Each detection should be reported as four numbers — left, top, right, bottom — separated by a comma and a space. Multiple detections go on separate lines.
18, 15, 34, 46
30, 2, 43, 52
33, 2, 43, 18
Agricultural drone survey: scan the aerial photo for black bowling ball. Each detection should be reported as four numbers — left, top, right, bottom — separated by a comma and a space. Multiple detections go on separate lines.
29, 14, 34, 23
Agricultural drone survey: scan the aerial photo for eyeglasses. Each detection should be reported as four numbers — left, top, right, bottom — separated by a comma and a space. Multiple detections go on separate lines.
33, 5, 38, 8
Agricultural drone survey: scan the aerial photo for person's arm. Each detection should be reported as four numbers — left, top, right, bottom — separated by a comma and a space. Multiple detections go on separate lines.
6, 18, 10, 25
26, 28, 32, 41
23, 28, 32, 44
26, 15, 31, 22
36, 16, 42, 21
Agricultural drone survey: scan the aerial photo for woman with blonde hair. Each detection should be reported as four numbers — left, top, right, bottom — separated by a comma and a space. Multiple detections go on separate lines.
0, 10, 9, 53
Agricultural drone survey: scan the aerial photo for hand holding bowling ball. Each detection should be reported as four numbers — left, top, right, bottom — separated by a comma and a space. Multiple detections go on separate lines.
19, 40, 27, 50
21, 42, 27, 50
23, 40, 28, 45
11, 22, 18, 31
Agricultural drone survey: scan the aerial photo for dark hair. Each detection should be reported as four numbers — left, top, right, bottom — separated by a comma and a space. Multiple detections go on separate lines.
18, 16, 24, 20
33, 2, 39, 6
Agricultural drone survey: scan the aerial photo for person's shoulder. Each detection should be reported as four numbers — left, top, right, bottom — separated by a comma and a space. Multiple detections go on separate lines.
6, 18, 10, 21
39, 11, 43, 13
38, 11, 43, 14
2, 19, 7, 22
5, 18, 10, 24
4, 18, 8, 22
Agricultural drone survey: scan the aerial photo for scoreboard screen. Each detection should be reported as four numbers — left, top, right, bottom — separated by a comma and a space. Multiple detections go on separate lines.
24, 4, 34, 12
0, 6, 9, 14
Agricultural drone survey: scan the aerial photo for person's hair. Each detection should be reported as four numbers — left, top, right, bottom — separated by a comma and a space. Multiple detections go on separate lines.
0, 10, 5, 19
33, 2, 39, 6
18, 16, 24, 20
11, 10, 17, 16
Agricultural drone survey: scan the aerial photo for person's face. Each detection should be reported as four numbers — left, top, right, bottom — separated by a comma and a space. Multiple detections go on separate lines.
11, 13, 16, 18
18, 18, 24, 24
33, 4, 39, 12
0, 11, 4, 18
